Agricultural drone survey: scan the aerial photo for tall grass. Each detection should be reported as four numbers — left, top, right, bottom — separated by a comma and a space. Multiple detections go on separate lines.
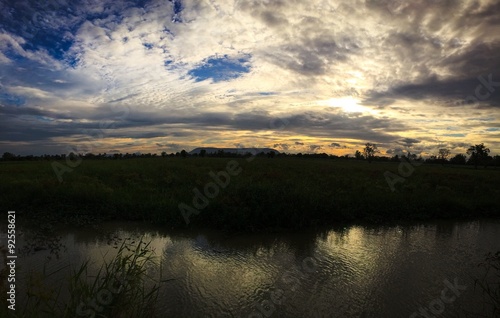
1, 237, 160, 318
471, 251, 500, 317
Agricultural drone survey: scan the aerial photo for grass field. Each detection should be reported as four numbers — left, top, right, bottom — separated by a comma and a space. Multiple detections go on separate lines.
1, 157, 499, 231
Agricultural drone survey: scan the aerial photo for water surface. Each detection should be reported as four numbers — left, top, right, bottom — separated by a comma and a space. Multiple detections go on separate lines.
5, 219, 500, 317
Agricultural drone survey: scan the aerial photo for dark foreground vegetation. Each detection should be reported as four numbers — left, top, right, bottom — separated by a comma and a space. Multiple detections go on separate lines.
1, 156, 499, 231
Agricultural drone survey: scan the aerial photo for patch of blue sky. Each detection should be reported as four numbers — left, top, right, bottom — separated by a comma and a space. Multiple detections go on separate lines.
33, 116, 54, 122
486, 128, 499, 132
188, 54, 251, 83
169, 0, 183, 22
164, 59, 188, 72
470, 117, 495, 121
1, 47, 28, 63
442, 133, 466, 137
0, 93, 25, 107
26, 30, 74, 61
67, 54, 81, 68
85, 11, 110, 21
163, 28, 175, 37
172, 0, 183, 14
258, 92, 276, 96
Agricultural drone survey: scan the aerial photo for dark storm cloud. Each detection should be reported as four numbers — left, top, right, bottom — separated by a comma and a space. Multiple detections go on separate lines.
0, 105, 47, 117
364, 73, 500, 108
0, 119, 72, 142
329, 143, 347, 148
385, 148, 403, 155
399, 138, 421, 147
0, 54, 108, 102
443, 42, 500, 79
115, 109, 405, 143
263, 33, 358, 76
260, 11, 288, 27
449, 142, 471, 149
362, 1, 500, 109
0, 103, 404, 147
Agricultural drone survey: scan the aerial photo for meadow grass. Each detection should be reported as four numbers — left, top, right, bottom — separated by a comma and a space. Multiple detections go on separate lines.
0, 157, 499, 231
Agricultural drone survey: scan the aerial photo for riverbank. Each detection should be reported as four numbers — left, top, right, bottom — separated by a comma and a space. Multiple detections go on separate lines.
1, 157, 499, 231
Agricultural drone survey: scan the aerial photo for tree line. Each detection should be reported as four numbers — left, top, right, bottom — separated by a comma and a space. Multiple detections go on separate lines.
356, 142, 499, 168
1, 143, 499, 168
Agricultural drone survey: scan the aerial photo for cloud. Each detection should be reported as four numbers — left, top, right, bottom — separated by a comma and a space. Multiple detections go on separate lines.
0, 0, 499, 155
309, 145, 322, 152
399, 138, 421, 147
328, 142, 347, 149
273, 143, 289, 151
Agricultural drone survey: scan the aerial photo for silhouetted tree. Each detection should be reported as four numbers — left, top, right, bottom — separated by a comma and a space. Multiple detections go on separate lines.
69, 152, 79, 161
494, 155, 500, 167
355, 150, 363, 160
449, 154, 466, 165
180, 150, 187, 158
425, 155, 438, 164
438, 149, 450, 162
2, 152, 16, 161
199, 149, 206, 157
363, 143, 378, 163
466, 143, 490, 169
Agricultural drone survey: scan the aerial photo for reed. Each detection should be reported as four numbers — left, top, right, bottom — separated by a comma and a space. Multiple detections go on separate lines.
7, 237, 160, 318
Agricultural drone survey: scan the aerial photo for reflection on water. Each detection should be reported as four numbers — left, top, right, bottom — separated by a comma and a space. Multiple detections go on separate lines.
3, 219, 500, 317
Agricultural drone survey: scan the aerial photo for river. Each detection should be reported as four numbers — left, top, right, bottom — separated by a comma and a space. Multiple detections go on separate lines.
4, 218, 500, 317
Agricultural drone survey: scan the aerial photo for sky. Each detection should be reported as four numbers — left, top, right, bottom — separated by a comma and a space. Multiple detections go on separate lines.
0, 0, 499, 157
